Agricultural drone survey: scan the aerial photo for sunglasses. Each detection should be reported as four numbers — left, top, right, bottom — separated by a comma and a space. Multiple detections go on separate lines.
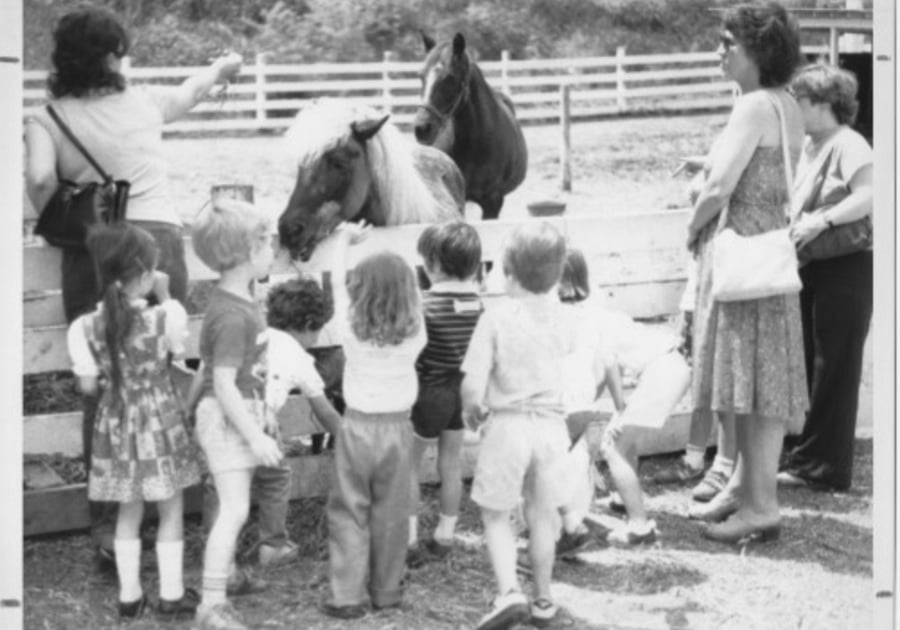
719, 34, 737, 50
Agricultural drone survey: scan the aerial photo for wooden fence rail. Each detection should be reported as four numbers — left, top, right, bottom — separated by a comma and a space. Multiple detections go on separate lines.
23, 211, 696, 535
23, 47, 831, 136
22, 49, 747, 135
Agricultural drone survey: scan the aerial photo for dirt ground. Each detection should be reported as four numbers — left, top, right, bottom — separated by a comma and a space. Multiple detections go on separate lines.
23, 441, 873, 630
156, 111, 730, 224
23, 113, 877, 629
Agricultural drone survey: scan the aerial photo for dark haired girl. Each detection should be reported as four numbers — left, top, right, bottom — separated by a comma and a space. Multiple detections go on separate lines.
67, 223, 201, 619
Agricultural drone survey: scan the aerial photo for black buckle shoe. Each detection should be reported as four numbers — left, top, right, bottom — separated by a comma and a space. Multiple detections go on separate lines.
118, 593, 148, 619
156, 587, 200, 620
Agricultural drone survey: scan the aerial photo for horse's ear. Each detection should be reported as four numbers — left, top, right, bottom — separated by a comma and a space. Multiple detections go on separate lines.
351, 115, 390, 143
421, 32, 436, 52
452, 32, 466, 57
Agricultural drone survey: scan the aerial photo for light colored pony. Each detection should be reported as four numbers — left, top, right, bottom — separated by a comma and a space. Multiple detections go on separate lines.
279, 99, 465, 260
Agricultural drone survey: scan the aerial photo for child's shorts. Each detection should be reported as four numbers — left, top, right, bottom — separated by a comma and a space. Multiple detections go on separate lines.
471, 411, 569, 513
410, 376, 464, 440
195, 397, 266, 474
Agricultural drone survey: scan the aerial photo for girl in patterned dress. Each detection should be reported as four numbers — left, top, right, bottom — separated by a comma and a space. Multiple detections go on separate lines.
67, 223, 201, 620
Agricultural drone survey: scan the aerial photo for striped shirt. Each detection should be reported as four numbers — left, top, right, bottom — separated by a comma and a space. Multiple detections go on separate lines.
416, 281, 484, 385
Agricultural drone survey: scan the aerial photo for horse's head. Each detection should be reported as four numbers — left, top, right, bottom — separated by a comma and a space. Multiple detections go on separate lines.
414, 32, 471, 150
279, 101, 390, 261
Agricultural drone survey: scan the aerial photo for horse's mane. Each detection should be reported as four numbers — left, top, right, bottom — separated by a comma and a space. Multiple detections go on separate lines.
284, 99, 455, 225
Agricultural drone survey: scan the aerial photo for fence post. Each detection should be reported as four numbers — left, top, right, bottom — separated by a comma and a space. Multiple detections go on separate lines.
382, 51, 395, 114
828, 27, 839, 66
255, 52, 267, 125
121, 56, 132, 77
500, 50, 511, 97
559, 84, 572, 192
615, 46, 627, 113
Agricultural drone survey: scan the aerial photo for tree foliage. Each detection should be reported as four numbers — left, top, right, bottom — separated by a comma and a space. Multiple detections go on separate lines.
24, 0, 844, 69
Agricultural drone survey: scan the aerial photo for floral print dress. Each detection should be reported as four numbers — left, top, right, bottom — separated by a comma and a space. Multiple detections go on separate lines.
692, 146, 809, 431
69, 300, 201, 502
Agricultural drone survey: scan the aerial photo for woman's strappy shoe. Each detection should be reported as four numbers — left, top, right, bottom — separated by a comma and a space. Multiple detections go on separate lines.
702, 514, 780, 545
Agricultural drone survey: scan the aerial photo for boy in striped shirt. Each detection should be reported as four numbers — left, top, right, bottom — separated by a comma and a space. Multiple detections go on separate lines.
407, 221, 484, 567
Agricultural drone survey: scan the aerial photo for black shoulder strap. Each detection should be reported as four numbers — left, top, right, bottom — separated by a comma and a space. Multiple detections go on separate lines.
46, 104, 113, 184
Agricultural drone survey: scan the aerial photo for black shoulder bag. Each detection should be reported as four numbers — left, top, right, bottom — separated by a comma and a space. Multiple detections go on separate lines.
795, 145, 873, 265
34, 105, 130, 249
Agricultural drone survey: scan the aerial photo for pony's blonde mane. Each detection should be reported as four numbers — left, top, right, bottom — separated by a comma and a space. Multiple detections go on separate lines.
284, 99, 457, 225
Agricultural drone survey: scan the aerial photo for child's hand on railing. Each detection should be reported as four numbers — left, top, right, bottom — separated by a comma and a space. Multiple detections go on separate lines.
335, 220, 371, 246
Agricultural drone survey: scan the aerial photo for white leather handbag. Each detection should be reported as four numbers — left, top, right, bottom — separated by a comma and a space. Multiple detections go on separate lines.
711, 92, 802, 302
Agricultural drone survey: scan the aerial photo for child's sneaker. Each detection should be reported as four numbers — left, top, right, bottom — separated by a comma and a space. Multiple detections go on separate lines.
226, 568, 268, 597
192, 601, 247, 630
607, 520, 658, 547
555, 527, 592, 558
317, 598, 367, 619
649, 459, 705, 485
691, 468, 730, 502
476, 589, 529, 630
530, 598, 572, 628
258, 541, 299, 567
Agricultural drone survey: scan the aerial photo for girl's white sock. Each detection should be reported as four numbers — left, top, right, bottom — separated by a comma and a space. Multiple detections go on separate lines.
684, 445, 706, 470
113, 538, 143, 603
434, 514, 458, 542
201, 537, 234, 606
408, 516, 418, 547
156, 540, 185, 601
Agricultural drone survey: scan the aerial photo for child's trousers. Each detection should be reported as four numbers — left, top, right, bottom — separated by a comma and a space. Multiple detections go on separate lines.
202, 461, 293, 550
327, 408, 413, 608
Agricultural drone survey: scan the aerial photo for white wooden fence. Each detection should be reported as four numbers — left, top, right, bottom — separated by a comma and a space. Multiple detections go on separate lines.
23, 49, 742, 135
23, 212, 695, 535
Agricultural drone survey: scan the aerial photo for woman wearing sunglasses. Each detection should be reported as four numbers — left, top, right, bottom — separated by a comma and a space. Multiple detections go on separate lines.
685, 2, 808, 544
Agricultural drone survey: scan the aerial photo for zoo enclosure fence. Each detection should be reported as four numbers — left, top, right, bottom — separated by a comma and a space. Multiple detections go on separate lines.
22, 46, 827, 136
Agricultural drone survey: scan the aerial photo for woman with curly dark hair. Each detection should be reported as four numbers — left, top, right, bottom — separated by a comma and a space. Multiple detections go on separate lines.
779, 64, 873, 492
24, 6, 242, 570
685, 2, 808, 544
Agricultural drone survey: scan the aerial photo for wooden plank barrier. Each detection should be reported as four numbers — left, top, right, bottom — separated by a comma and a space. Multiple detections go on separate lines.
23, 210, 694, 536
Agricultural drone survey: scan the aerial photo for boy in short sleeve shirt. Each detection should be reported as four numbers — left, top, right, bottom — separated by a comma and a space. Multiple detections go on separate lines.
461, 222, 588, 629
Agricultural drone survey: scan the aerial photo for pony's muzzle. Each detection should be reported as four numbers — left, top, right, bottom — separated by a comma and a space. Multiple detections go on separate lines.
414, 120, 435, 144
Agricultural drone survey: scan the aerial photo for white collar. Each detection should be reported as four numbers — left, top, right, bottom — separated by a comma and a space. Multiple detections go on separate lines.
428, 279, 479, 293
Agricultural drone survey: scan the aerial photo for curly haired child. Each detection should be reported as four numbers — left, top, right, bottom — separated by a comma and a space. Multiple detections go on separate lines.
67, 222, 201, 620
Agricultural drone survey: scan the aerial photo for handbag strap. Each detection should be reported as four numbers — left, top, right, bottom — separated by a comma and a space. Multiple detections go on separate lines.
768, 91, 794, 207
796, 145, 835, 216
46, 105, 113, 185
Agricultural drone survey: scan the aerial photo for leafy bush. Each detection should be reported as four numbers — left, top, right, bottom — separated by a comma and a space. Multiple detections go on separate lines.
23, 0, 865, 69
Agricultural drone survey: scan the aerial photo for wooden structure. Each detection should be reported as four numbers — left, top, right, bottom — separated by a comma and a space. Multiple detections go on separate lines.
22, 50, 758, 135
23, 210, 695, 536
793, 8, 874, 65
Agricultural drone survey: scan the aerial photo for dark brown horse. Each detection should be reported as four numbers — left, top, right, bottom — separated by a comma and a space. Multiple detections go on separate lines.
413, 33, 528, 220
278, 99, 465, 261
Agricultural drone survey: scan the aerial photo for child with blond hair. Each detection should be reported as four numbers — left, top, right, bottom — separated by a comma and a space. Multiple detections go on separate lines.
318, 222, 427, 620
406, 221, 484, 567
190, 199, 282, 630
462, 221, 590, 629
